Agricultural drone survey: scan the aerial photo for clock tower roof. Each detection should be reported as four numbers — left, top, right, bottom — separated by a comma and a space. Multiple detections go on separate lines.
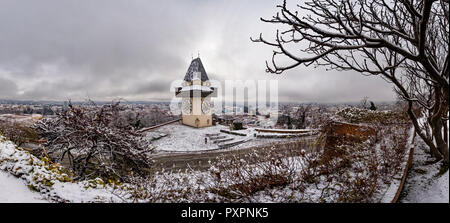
183, 57, 209, 82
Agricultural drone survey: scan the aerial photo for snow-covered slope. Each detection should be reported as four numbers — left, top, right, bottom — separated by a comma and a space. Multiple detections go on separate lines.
0, 136, 130, 203
0, 137, 48, 202
0, 171, 48, 203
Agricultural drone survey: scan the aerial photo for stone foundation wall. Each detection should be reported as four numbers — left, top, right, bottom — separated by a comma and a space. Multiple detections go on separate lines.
182, 114, 212, 128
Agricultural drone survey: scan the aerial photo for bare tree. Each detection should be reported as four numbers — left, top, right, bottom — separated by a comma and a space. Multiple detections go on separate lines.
359, 96, 370, 109
35, 101, 154, 180
294, 104, 312, 129
252, 0, 449, 163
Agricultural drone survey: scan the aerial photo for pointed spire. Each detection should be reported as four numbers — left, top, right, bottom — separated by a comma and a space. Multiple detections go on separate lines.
183, 57, 209, 82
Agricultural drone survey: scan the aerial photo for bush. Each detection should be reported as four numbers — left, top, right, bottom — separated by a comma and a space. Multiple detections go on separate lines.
208, 147, 297, 200
34, 101, 154, 181
336, 107, 409, 125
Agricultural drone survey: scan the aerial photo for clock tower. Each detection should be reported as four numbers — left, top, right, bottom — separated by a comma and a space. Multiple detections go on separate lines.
175, 57, 217, 128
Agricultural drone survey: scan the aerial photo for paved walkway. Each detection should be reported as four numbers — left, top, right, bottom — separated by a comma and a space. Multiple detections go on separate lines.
398, 139, 449, 203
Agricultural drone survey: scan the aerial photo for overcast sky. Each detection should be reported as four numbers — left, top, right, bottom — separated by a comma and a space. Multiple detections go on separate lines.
0, 0, 396, 103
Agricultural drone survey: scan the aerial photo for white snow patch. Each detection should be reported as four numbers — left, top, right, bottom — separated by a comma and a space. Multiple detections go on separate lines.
0, 171, 48, 203
399, 134, 449, 203
149, 123, 308, 152
51, 181, 127, 203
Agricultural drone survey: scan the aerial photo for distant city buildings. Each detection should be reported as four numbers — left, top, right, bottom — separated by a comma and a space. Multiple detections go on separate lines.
0, 98, 395, 130
0, 102, 61, 116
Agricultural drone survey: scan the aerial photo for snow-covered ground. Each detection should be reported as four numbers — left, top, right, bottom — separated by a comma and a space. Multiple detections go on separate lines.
148, 123, 307, 152
3, 119, 441, 203
149, 123, 226, 152
0, 171, 48, 203
0, 136, 131, 203
399, 137, 449, 203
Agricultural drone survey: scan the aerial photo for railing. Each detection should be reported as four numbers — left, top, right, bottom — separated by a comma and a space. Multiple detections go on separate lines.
137, 119, 181, 133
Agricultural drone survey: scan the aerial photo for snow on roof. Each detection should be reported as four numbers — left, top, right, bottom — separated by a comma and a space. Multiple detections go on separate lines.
180, 85, 213, 92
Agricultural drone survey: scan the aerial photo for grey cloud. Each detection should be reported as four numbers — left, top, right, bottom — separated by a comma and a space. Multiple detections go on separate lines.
0, 77, 19, 98
0, 0, 396, 103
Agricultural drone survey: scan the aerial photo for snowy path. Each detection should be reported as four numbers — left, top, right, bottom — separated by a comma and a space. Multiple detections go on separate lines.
399, 138, 449, 203
0, 171, 48, 203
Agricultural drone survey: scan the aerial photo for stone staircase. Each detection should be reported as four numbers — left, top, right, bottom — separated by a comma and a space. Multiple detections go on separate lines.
205, 132, 248, 149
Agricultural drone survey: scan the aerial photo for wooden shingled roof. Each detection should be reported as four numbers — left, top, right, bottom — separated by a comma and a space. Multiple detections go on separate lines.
183, 57, 209, 82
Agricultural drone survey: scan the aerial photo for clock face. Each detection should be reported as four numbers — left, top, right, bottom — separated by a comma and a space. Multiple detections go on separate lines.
182, 98, 192, 114
202, 99, 211, 114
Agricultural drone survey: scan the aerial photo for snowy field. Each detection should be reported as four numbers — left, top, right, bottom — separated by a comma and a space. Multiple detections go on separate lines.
148, 123, 306, 153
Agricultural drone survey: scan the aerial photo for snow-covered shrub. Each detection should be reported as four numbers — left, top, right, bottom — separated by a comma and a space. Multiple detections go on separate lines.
0, 136, 72, 201
1, 135, 138, 202
336, 107, 408, 125
34, 101, 154, 181
123, 170, 215, 203
207, 146, 298, 200
306, 119, 411, 202
123, 143, 308, 203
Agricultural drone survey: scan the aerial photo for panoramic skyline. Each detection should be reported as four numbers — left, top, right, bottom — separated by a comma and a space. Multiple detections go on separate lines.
0, 0, 448, 206
0, 0, 396, 103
